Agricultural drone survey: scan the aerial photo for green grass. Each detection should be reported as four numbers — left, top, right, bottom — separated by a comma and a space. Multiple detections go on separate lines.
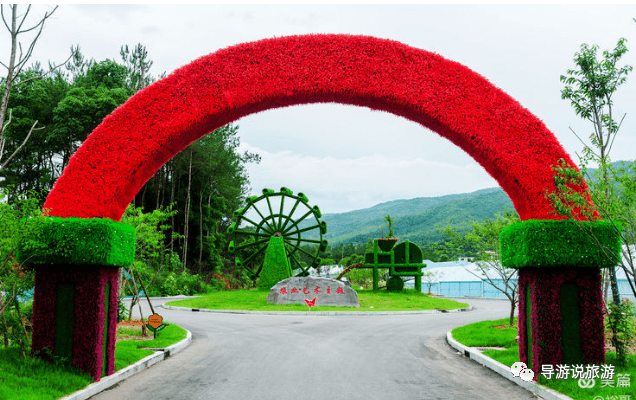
165, 288, 469, 311
114, 324, 187, 371
0, 346, 93, 400
451, 318, 518, 348
453, 317, 636, 400
0, 322, 188, 400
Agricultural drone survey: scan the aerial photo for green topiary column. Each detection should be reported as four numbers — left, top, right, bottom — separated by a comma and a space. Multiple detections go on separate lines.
501, 220, 620, 378
18, 217, 135, 382
258, 236, 292, 290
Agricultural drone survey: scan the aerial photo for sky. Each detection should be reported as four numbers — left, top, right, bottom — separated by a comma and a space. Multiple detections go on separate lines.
5, 3, 636, 214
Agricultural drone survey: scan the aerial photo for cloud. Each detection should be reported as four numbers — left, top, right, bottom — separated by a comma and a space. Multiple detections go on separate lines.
238, 143, 498, 214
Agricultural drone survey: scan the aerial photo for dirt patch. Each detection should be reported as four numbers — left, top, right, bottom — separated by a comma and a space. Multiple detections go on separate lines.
116, 319, 153, 342
117, 319, 147, 328
491, 324, 517, 330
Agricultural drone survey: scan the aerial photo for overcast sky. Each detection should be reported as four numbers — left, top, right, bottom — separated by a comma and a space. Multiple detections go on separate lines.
6, 4, 636, 214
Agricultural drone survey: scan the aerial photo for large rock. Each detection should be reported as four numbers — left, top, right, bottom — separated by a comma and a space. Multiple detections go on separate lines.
267, 276, 360, 308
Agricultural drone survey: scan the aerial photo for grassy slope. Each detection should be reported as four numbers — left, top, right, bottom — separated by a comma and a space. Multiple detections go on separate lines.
452, 318, 636, 400
0, 323, 187, 400
165, 289, 469, 311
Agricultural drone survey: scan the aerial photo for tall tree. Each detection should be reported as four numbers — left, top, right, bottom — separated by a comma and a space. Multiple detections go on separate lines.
120, 43, 155, 92
134, 124, 260, 279
558, 37, 632, 305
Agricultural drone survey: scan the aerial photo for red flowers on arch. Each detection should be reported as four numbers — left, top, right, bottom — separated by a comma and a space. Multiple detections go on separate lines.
44, 34, 587, 222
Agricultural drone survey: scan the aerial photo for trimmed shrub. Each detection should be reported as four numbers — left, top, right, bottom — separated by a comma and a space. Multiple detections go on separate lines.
17, 217, 135, 268
386, 276, 404, 292
501, 219, 621, 269
258, 237, 292, 291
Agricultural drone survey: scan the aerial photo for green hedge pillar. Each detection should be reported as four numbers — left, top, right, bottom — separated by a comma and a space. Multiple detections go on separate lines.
18, 217, 135, 382
501, 220, 620, 378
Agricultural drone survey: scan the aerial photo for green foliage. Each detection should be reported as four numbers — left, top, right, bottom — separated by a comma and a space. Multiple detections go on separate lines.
121, 203, 179, 267
339, 253, 375, 289
560, 38, 632, 162
257, 237, 292, 291
17, 216, 135, 268
383, 214, 395, 238
158, 271, 208, 296
117, 298, 129, 322
500, 219, 621, 269
386, 276, 404, 292
1, 188, 46, 353
607, 299, 636, 367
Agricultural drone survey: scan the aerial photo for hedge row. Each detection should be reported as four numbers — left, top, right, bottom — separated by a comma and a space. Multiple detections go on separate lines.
501, 220, 621, 269
17, 217, 135, 268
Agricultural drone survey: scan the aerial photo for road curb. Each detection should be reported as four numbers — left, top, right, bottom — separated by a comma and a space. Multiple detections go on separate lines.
161, 304, 473, 315
446, 331, 573, 400
59, 329, 192, 400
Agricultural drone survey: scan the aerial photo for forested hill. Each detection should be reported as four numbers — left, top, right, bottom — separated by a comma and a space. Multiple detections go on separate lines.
311, 187, 514, 245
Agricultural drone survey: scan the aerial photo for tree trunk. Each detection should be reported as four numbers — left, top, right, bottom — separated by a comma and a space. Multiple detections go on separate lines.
182, 147, 193, 271
198, 188, 204, 270
0, 7, 18, 157
206, 189, 213, 238
170, 161, 176, 256
509, 300, 515, 326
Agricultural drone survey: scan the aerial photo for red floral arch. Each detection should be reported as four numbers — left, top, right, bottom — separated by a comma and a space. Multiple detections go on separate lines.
44, 34, 582, 221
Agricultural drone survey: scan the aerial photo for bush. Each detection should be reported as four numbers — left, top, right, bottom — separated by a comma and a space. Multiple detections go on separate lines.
386, 276, 404, 292
159, 273, 179, 296
158, 271, 209, 296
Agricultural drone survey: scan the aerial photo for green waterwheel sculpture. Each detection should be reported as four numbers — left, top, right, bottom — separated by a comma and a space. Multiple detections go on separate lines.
227, 187, 328, 280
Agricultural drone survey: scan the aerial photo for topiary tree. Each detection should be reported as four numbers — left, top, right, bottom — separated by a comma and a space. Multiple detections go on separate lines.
257, 237, 292, 291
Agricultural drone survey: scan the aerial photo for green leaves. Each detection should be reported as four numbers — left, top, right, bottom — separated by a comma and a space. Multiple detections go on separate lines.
560, 38, 632, 161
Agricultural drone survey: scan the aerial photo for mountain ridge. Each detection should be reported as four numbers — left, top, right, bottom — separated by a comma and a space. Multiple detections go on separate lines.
305, 187, 514, 245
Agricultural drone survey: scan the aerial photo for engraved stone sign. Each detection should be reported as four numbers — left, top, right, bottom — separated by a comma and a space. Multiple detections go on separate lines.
267, 276, 360, 307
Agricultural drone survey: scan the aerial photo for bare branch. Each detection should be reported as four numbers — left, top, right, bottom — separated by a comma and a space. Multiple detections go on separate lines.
569, 127, 600, 158
14, 50, 76, 87
0, 119, 43, 172
15, 5, 33, 33
1, 5, 11, 33
0, 108, 12, 156
606, 113, 626, 156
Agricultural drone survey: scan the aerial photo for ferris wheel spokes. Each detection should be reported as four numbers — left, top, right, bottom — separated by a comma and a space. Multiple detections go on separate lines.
228, 187, 327, 280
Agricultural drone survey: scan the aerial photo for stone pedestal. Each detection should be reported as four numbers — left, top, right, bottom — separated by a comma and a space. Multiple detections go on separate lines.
267, 276, 360, 307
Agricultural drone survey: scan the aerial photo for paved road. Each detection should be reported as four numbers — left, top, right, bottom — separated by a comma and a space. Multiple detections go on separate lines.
93, 297, 540, 400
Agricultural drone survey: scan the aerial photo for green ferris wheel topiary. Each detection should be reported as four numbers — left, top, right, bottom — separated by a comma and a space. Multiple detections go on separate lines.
228, 187, 328, 286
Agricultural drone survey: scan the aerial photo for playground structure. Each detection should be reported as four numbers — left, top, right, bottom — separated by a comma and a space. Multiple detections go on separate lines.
357, 239, 425, 292
227, 187, 328, 280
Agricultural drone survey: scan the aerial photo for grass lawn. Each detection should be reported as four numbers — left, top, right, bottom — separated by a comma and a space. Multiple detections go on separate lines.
165, 288, 469, 311
0, 322, 187, 400
115, 323, 187, 371
452, 318, 636, 400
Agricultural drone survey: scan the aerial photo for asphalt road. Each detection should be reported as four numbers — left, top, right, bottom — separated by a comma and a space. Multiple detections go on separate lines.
93, 297, 540, 400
